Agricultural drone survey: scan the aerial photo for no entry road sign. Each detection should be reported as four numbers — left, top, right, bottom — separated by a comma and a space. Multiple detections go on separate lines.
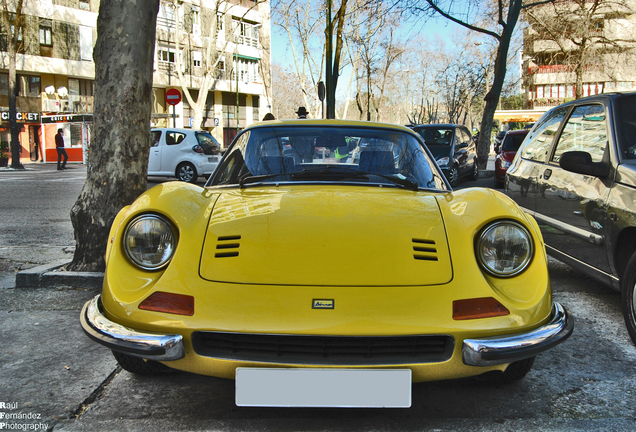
165, 88, 182, 106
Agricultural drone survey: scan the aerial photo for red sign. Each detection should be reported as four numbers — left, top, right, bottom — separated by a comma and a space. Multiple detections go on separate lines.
165, 88, 182, 106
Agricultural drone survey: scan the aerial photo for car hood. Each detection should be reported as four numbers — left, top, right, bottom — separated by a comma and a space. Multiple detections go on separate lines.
199, 187, 453, 286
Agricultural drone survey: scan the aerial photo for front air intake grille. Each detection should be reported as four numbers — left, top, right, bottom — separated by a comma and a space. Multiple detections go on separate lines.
412, 238, 438, 261
215, 235, 241, 258
191, 332, 454, 365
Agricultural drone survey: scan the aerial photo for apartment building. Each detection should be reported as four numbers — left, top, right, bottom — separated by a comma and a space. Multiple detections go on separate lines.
1, 0, 271, 165
522, 0, 636, 109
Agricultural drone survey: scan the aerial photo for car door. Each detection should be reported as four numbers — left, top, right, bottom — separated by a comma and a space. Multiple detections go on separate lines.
506, 106, 570, 214
148, 130, 162, 173
533, 103, 613, 273
453, 127, 469, 174
163, 131, 188, 172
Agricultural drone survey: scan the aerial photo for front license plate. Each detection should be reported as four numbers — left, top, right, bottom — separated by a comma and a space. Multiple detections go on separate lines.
235, 368, 411, 408
208, 156, 218, 162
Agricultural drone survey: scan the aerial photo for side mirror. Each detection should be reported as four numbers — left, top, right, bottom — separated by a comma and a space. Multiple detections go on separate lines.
559, 151, 610, 178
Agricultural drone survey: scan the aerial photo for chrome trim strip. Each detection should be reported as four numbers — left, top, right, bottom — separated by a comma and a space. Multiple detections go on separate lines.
80, 295, 184, 361
462, 302, 573, 366
525, 208, 604, 246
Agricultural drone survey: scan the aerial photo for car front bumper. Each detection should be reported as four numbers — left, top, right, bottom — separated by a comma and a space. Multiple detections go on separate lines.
80, 295, 184, 361
82, 294, 571, 369
462, 302, 572, 366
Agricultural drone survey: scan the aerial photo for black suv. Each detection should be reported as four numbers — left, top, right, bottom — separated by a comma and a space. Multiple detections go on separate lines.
505, 92, 636, 344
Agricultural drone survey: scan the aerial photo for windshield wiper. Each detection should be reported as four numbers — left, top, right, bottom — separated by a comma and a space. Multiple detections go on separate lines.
238, 173, 289, 188
292, 168, 419, 191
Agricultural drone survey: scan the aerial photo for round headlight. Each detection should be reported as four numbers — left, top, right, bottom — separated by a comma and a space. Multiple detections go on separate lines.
123, 214, 176, 270
477, 221, 533, 277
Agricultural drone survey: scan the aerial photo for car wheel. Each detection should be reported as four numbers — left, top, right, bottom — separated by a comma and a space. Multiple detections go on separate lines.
176, 162, 198, 183
468, 160, 479, 181
478, 356, 535, 384
112, 351, 173, 375
621, 253, 636, 345
448, 166, 460, 187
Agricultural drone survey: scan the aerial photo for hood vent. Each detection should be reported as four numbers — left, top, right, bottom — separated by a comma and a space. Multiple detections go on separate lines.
215, 235, 241, 258
413, 238, 438, 261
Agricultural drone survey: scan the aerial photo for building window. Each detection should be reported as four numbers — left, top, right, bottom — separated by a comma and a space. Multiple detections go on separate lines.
192, 6, 201, 36
233, 57, 260, 84
18, 75, 40, 97
79, 1, 90, 11
232, 19, 259, 48
193, 51, 202, 68
39, 22, 52, 46
158, 47, 176, 63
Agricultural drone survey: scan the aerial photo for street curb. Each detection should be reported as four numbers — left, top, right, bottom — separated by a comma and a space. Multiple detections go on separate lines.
16, 260, 103, 289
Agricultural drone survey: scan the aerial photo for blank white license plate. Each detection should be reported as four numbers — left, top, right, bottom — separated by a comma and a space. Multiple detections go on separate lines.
235, 368, 411, 408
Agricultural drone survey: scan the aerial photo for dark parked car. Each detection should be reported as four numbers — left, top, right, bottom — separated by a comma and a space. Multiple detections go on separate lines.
494, 129, 529, 188
505, 92, 636, 345
411, 124, 478, 186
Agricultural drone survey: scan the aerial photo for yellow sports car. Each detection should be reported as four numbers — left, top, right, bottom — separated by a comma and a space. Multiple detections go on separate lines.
81, 120, 572, 408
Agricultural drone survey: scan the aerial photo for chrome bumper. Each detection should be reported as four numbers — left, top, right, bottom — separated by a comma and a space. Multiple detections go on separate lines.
463, 302, 573, 366
80, 295, 185, 361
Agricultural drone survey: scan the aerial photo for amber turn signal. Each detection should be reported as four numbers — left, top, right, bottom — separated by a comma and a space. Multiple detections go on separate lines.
452, 297, 509, 320
139, 291, 194, 316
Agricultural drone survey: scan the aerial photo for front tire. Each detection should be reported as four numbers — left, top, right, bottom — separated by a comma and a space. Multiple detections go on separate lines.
621, 253, 636, 345
176, 162, 198, 183
112, 351, 173, 375
448, 165, 460, 187
478, 357, 535, 384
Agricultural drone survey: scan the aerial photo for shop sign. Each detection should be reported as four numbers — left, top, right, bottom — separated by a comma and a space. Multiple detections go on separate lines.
41, 114, 93, 124
0, 112, 40, 122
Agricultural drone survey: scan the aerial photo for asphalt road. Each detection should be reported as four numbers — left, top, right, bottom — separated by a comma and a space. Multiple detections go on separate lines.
0, 163, 635, 431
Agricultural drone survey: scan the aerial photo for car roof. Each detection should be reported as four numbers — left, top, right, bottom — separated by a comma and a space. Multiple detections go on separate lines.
248, 119, 417, 133
151, 128, 207, 133
410, 124, 459, 128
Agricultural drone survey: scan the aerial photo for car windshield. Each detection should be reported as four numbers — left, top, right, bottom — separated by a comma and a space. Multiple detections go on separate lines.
502, 133, 527, 152
208, 125, 448, 190
413, 128, 454, 146
195, 132, 221, 155
614, 94, 636, 160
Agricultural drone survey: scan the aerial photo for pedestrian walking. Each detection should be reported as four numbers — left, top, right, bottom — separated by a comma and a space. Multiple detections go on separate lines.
55, 128, 68, 170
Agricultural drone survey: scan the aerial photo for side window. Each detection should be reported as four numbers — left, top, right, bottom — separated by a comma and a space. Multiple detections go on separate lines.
552, 104, 607, 164
166, 132, 186, 145
151, 131, 161, 147
520, 107, 569, 162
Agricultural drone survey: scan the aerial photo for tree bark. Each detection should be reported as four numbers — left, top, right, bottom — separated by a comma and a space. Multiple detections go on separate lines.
68, 0, 159, 272
476, 1, 523, 170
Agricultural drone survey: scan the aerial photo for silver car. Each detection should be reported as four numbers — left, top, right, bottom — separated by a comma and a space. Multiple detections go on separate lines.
149, 128, 221, 183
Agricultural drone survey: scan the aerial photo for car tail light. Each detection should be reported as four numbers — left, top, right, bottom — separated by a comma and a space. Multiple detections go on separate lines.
139, 292, 194, 316
452, 297, 509, 320
192, 145, 204, 153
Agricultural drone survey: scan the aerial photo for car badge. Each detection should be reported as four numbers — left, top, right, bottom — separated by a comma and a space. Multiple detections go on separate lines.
312, 299, 334, 309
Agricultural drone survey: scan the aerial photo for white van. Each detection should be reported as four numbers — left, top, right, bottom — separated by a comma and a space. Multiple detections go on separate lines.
149, 128, 222, 183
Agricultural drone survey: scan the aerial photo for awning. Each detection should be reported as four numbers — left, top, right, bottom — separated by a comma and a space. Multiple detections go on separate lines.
493, 109, 550, 123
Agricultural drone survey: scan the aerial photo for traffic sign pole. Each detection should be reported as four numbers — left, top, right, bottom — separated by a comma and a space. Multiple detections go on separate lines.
165, 88, 182, 128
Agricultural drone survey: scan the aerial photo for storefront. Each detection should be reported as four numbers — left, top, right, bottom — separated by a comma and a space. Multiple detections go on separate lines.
41, 114, 92, 164
0, 111, 43, 163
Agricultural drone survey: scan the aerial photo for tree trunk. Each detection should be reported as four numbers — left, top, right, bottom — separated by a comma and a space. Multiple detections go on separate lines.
7, 24, 21, 169
476, 1, 522, 170
68, 0, 159, 272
